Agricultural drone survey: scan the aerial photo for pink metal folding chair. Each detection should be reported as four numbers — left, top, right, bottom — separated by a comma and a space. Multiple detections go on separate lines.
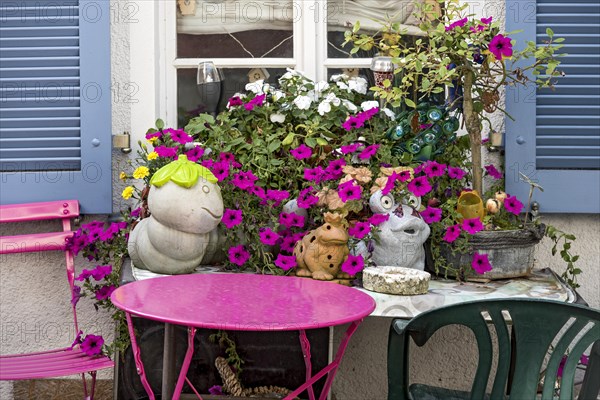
0, 200, 114, 399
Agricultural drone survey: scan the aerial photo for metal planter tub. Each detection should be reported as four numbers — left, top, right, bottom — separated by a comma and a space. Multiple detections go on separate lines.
438, 225, 546, 280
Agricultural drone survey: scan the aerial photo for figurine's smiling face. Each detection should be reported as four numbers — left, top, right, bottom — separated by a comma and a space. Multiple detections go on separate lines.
148, 179, 224, 234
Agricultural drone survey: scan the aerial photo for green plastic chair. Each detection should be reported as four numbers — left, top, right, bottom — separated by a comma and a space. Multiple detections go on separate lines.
387, 298, 600, 400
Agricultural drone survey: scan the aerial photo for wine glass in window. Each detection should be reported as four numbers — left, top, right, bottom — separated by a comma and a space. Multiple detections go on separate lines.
196, 62, 223, 116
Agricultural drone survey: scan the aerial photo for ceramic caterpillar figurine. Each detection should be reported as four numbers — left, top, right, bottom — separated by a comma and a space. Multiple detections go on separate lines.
128, 155, 224, 274
365, 190, 431, 270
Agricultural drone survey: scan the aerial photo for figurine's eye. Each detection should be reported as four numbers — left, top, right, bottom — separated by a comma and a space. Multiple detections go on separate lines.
202, 185, 210, 193
381, 195, 394, 209
405, 195, 421, 209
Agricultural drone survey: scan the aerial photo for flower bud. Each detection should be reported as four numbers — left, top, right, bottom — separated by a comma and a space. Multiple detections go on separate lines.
495, 191, 507, 203
486, 198, 501, 214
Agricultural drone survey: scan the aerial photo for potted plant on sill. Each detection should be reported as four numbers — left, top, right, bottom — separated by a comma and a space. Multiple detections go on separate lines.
343, 0, 581, 286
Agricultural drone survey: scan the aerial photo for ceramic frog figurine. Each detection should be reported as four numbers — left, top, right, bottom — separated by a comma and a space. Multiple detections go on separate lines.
293, 212, 350, 281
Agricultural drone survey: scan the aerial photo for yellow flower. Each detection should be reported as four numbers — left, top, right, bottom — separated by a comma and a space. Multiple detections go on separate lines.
147, 151, 158, 160
122, 186, 134, 200
133, 166, 150, 180
147, 137, 158, 144
119, 172, 127, 180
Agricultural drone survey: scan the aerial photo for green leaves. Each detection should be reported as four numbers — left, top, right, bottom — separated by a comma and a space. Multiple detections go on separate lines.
405, 98, 417, 108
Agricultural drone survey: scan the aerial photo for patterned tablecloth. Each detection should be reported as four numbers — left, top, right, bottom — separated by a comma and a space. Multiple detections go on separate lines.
358, 268, 575, 318
129, 264, 574, 320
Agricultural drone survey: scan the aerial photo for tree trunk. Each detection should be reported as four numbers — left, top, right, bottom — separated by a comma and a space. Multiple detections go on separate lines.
462, 71, 483, 195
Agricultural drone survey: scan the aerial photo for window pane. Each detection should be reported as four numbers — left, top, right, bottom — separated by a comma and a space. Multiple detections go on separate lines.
177, 1, 293, 58
177, 68, 288, 127
326, 0, 425, 58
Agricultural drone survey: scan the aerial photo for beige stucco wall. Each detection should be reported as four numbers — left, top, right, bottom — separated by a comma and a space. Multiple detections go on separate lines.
1, 1, 598, 399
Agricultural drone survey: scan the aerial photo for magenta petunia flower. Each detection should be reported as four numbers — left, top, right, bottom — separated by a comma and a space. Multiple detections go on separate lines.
342, 115, 366, 131
290, 144, 312, 160
209, 386, 224, 396
448, 166, 467, 180
80, 334, 104, 357
154, 146, 178, 158
279, 212, 305, 228
338, 181, 363, 203
75, 269, 93, 281
274, 254, 297, 271
485, 164, 503, 180
231, 170, 258, 190
227, 96, 243, 108
489, 34, 513, 60
360, 107, 379, 119
398, 170, 412, 182
381, 172, 399, 195
185, 146, 205, 162
280, 235, 299, 253
228, 245, 250, 266
340, 143, 360, 154
324, 159, 346, 180
259, 227, 280, 246
211, 161, 230, 181
462, 218, 485, 235
71, 285, 82, 306
95, 285, 116, 301
244, 94, 266, 111
481, 16, 493, 25
443, 224, 461, 243
341, 254, 365, 275
304, 166, 324, 183
421, 207, 442, 224
423, 161, 447, 178
265, 190, 290, 206
297, 187, 319, 209
348, 222, 371, 239
247, 185, 266, 200
201, 159, 214, 169
445, 17, 468, 31
407, 176, 432, 197
145, 131, 162, 140
358, 144, 380, 160
165, 128, 193, 144
91, 265, 112, 281
472, 252, 493, 274
504, 195, 524, 215
222, 209, 243, 229
369, 213, 390, 226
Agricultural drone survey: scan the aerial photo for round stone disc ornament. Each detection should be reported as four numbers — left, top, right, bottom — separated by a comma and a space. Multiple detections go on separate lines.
362, 266, 430, 295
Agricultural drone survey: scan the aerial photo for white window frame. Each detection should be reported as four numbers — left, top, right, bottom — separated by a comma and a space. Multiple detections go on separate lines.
156, 0, 373, 127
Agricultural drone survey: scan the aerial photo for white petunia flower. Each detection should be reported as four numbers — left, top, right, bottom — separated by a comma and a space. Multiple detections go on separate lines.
342, 99, 358, 113
349, 77, 368, 94
280, 68, 300, 81
361, 100, 379, 111
293, 95, 313, 110
246, 80, 265, 94
336, 81, 350, 92
330, 73, 349, 82
272, 90, 285, 102
324, 92, 341, 106
318, 101, 332, 116
382, 108, 396, 119
270, 113, 286, 123
315, 81, 330, 94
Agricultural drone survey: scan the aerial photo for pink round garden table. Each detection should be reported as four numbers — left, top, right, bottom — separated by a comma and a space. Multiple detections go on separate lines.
111, 273, 376, 400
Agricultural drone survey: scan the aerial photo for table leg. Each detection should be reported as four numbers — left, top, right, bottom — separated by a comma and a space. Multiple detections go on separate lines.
284, 319, 364, 400
125, 312, 155, 400
172, 327, 198, 400
299, 330, 316, 400
162, 323, 177, 398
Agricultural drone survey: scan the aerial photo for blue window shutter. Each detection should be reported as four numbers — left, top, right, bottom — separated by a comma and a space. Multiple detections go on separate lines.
0, 0, 112, 213
505, 0, 600, 213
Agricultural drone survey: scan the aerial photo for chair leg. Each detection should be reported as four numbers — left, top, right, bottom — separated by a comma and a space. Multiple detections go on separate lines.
578, 340, 600, 400
81, 372, 89, 399
89, 371, 97, 400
